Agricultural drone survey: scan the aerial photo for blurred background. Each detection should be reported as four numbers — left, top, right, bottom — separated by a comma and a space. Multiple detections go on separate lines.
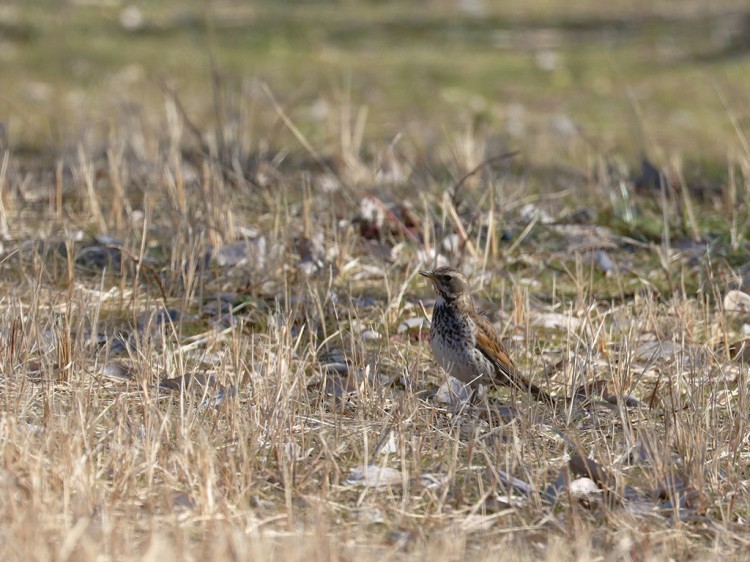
1, 0, 749, 168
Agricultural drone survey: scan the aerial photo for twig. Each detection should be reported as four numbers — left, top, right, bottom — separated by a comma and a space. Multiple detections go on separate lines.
160, 82, 211, 156
451, 150, 519, 207
369, 196, 420, 244
107, 244, 168, 305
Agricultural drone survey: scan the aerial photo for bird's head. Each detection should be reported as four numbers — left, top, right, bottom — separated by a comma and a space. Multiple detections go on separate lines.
419, 266, 471, 302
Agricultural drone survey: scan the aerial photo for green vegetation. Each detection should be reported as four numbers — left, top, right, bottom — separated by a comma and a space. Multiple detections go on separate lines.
3, 0, 750, 162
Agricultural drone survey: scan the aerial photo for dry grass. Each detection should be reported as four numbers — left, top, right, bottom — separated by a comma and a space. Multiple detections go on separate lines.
1, 80, 750, 562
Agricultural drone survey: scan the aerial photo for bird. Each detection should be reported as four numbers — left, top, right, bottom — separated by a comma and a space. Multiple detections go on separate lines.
420, 266, 554, 404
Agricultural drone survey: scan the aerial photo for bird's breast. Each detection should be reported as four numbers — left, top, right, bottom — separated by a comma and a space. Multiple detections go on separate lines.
429, 302, 483, 383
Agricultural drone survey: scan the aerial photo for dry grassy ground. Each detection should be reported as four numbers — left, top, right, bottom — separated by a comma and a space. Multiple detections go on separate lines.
2, 2, 750, 561
1, 99, 750, 560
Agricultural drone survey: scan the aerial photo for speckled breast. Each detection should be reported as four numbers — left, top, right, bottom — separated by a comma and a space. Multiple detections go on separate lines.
430, 301, 491, 386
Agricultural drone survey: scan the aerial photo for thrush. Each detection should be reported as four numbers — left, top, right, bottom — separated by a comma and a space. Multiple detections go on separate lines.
420, 266, 553, 404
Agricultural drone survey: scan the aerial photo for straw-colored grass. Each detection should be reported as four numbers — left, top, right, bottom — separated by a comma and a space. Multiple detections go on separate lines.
1, 85, 750, 561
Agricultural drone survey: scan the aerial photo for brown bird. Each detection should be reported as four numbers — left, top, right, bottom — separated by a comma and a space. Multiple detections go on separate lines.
420, 266, 553, 404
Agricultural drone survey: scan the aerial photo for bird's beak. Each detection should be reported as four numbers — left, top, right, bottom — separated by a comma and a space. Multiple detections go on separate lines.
419, 270, 435, 280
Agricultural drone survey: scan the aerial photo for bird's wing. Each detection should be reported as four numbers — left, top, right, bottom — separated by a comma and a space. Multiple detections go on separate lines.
473, 314, 522, 384
473, 314, 554, 403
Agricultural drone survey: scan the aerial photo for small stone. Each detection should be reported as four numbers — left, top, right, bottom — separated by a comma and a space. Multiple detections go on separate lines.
569, 477, 601, 499
724, 290, 750, 314
345, 465, 402, 488
397, 317, 429, 334
362, 330, 382, 341
435, 377, 472, 404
